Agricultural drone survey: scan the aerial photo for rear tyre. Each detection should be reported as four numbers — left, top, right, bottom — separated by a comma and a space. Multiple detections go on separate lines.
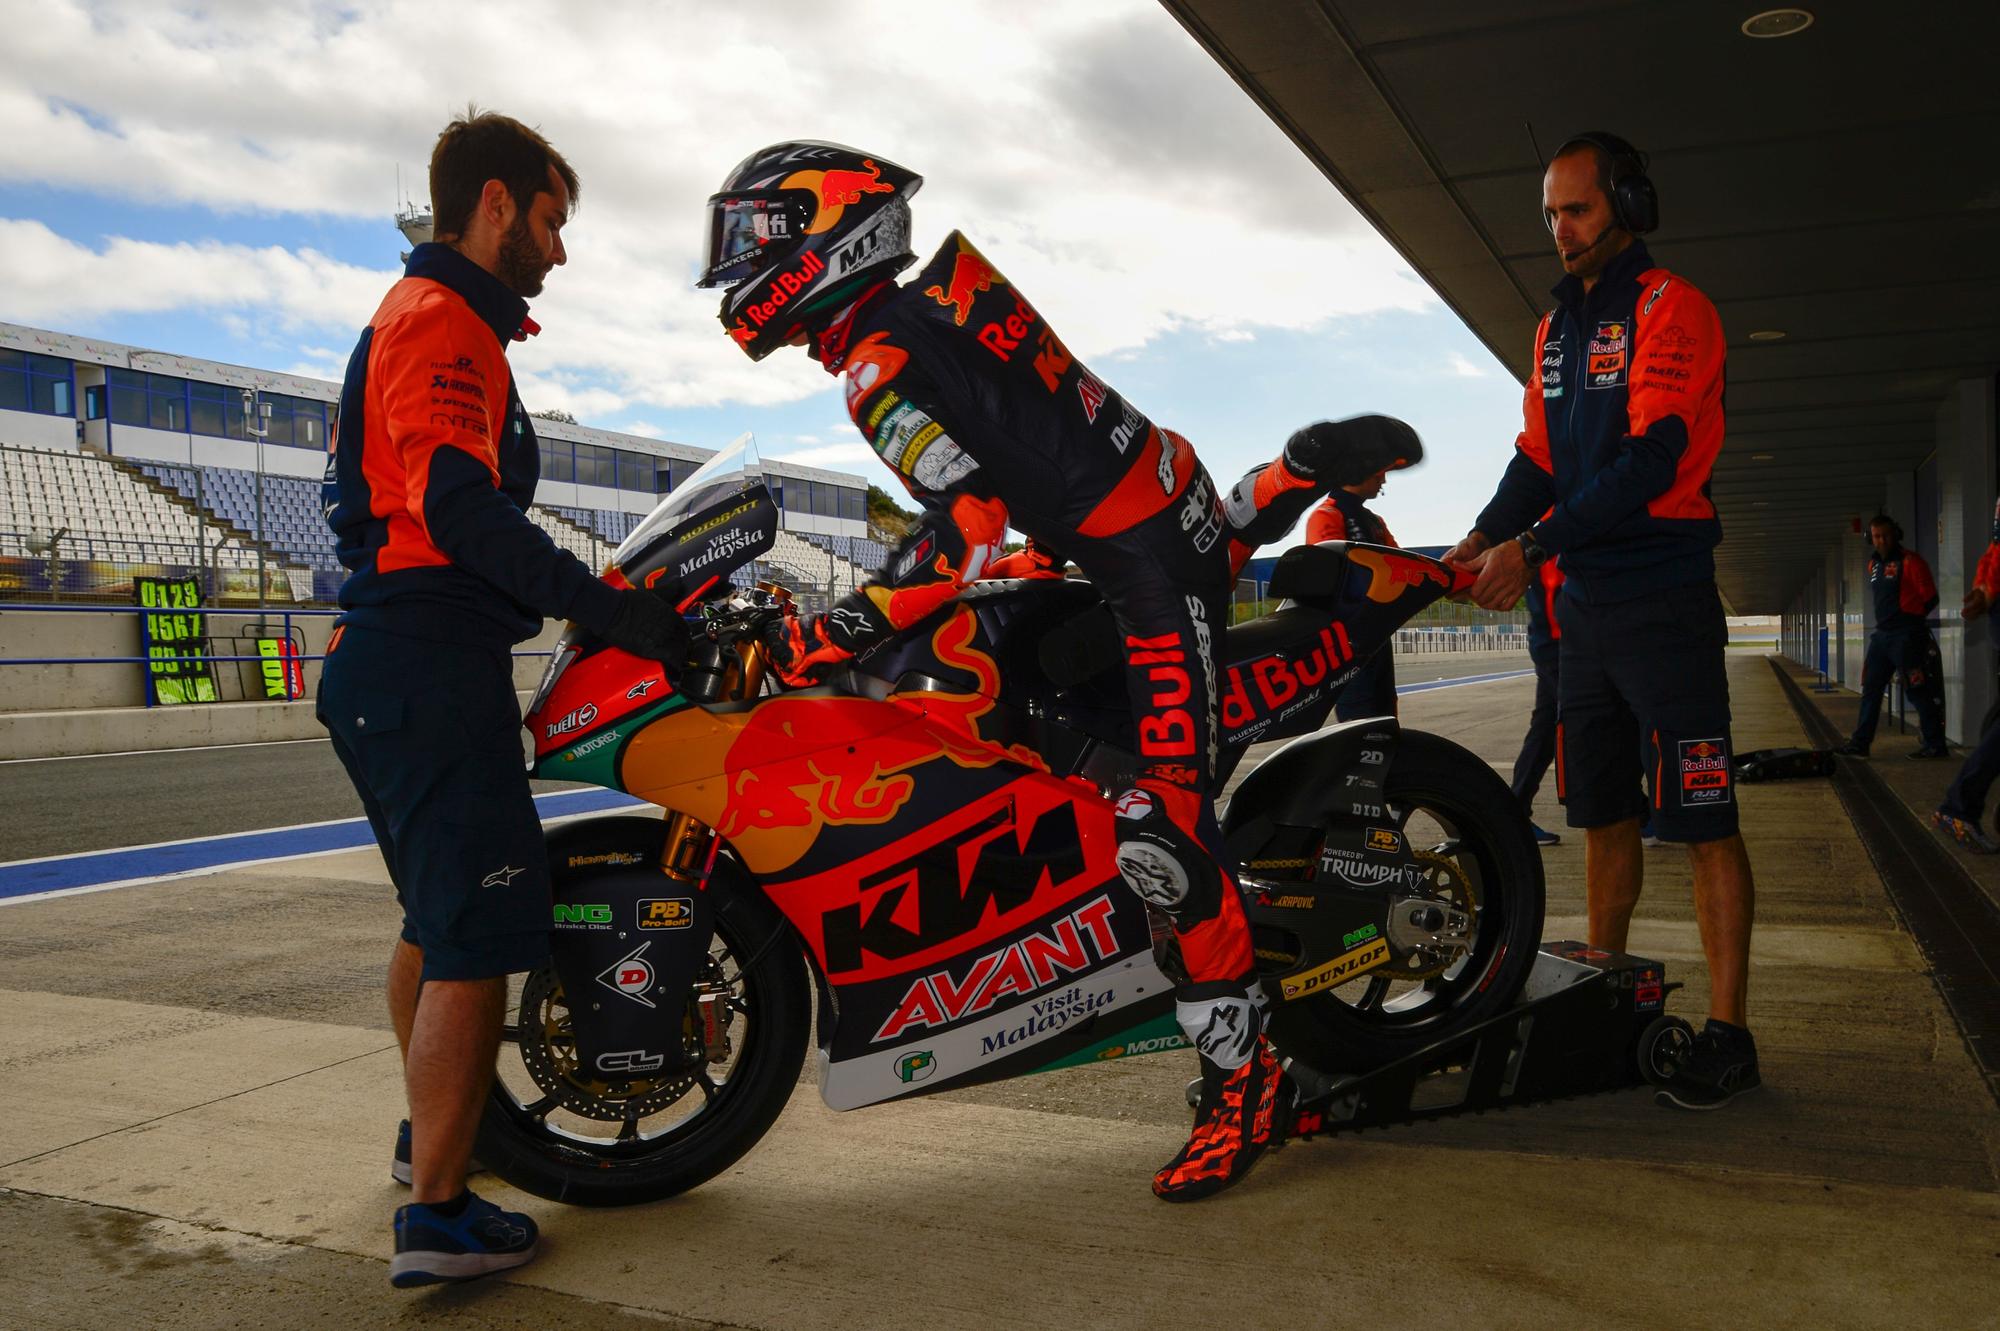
476, 857, 810, 1207
1243, 729, 1545, 1072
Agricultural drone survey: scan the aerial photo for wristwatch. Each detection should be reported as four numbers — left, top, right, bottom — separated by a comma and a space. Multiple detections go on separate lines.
1515, 530, 1550, 569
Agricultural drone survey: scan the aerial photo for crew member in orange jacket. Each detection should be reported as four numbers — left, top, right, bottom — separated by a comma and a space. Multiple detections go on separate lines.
1446, 132, 1758, 1111
1932, 496, 2000, 851
1837, 513, 1947, 758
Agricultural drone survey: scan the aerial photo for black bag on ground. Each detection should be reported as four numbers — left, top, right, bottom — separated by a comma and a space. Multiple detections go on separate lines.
1733, 747, 1836, 782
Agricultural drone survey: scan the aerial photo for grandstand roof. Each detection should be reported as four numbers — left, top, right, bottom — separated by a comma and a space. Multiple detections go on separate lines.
0, 319, 870, 491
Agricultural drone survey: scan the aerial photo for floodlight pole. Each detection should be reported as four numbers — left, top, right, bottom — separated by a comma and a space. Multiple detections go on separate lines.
242, 387, 272, 611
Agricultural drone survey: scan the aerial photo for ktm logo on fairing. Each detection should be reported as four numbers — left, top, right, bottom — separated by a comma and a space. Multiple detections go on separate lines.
822, 799, 1090, 974
873, 895, 1120, 1041
925, 236, 1005, 326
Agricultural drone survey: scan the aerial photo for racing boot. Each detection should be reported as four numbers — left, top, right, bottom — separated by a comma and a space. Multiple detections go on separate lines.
1152, 981, 1290, 1203
1282, 414, 1423, 488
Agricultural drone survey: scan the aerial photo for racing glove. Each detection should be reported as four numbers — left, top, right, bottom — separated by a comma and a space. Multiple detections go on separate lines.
602, 588, 689, 664
761, 608, 855, 688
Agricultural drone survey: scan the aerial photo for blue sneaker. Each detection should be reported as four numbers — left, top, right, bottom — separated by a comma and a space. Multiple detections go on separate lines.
1530, 823, 1561, 846
391, 1191, 539, 1288
393, 1118, 483, 1186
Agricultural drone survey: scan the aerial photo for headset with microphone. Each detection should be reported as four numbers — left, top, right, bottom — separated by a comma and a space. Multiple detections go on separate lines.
1546, 130, 1659, 241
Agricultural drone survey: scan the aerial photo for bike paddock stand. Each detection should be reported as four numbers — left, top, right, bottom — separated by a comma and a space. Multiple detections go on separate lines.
1275, 941, 1688, 1141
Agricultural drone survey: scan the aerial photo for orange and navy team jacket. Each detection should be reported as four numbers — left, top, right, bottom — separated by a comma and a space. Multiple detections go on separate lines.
1978, 496, 2000, 600
1304, 487, 1395, 548
1868, 544, 1937, 632
1473, 242, 1726, 605
323, 244, 619, 646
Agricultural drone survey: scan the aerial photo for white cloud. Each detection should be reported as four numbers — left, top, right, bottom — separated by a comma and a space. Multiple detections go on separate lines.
769, 442, 879, 471
0, 218, 392, 332
0, 0, 1435, 426
1446, 352, 1496, 378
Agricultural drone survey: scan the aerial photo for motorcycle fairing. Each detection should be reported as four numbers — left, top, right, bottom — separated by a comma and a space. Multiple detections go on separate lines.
764, 765, 1174, 1110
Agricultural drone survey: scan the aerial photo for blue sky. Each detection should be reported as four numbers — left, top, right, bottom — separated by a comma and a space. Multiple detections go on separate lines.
0, 0, 1531, 548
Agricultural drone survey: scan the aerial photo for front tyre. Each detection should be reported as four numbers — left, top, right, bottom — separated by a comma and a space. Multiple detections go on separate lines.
477, 858, 810, 1207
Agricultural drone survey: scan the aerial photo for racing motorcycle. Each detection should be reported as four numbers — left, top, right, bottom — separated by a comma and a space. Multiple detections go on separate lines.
481, 435, 1544, 1205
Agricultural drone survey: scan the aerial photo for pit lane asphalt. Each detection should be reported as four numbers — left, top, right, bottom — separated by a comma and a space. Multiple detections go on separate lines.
3, 651, 1993, 1329
0, 654, 1525, 864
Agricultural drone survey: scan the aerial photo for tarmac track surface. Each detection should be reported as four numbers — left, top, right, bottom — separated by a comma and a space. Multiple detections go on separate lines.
1, 655, 1995, 1329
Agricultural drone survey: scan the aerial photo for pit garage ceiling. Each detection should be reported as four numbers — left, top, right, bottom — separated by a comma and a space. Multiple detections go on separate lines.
1161, 1, 2000, 612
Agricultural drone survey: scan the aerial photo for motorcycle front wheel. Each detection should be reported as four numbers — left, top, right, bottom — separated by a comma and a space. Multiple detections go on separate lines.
476, 857, 811, 1207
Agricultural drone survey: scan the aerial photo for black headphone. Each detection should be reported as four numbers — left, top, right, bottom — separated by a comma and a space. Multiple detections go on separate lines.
1555, 131, 1658, 235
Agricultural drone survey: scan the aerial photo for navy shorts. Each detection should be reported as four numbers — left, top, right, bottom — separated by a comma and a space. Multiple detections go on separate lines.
1555, 581, 1739, 843
317, 623, 551, 980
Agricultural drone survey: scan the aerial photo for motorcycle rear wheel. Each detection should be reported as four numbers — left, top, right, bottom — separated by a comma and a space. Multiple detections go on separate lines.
1247, 729, 1545, 1072
476, 858, 810, 1207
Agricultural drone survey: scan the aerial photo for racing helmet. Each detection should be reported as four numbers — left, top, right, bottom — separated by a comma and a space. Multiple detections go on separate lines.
696, 141, 922, 360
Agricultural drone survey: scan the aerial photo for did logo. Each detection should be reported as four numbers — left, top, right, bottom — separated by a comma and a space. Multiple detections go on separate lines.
597, 942, 657, 1008
894, 1050, 937, 1084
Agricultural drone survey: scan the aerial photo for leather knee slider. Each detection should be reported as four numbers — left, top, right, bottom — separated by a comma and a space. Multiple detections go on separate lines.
1112, 787, 1222, 923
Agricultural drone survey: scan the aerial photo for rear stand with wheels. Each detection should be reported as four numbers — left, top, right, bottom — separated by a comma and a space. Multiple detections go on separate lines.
1273, 941, 1688, 1139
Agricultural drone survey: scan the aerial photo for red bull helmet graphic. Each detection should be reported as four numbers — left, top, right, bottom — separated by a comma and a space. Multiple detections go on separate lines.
697, 141, 922, 360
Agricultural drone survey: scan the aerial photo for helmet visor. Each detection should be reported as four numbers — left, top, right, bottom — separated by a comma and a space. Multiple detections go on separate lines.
696, 190, 814, 289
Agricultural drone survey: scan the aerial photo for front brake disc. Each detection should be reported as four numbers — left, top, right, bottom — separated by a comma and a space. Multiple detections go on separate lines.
515, 966, 702, 1121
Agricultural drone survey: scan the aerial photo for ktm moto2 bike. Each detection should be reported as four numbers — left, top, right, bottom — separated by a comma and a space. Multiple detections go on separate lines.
480, 435, 1544, 1205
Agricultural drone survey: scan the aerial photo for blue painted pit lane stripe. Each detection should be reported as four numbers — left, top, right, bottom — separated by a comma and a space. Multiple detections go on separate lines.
0, 668, 1536, 906
0, 787, 646, 904
1396, 668, 1535, 694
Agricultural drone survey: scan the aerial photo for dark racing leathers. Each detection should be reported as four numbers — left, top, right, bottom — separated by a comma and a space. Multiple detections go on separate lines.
803, 233, 1279, 1198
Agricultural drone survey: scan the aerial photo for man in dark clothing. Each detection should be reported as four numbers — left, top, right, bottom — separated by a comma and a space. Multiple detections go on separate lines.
1933, 495, 2000, 852
698, 140, 1413, 1200
1446, 132, 1758, 1112
1307, 467, 1402, 720
1837, 514, 1948, 759
319, 112, 684, 1287
1509, 556, 1566, 846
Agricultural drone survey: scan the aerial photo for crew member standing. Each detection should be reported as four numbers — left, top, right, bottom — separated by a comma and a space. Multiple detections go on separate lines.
1932, 495, 2000, 851
1447, 132, 1759, 1110
319, 111, 683, 1287
1306, 462, 1410, 719
1837, 514, 1949, 759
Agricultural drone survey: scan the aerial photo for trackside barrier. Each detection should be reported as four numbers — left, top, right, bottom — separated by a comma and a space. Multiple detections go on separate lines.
0, 603, 552, 707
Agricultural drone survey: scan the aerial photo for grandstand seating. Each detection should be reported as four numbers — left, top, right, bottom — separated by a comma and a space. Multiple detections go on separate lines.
0, 445, 260, 568
3, 446, 876, 604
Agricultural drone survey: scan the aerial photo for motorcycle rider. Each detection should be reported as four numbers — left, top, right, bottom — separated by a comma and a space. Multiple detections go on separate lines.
697, 141, 1414, 1200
